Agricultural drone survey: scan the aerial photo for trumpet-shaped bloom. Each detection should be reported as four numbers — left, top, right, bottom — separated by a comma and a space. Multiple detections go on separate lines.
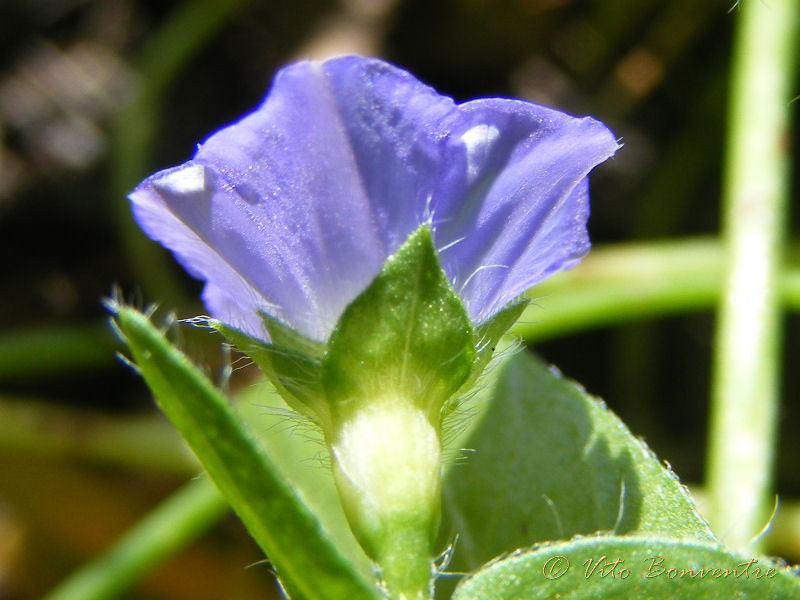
130, 56, 618, 342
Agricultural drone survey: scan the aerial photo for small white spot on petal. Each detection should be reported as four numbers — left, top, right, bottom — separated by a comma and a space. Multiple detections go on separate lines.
153, 164, 208, 195
460, 124, 500, 182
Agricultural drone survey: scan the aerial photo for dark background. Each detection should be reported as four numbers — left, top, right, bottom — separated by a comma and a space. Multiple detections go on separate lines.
0, 0, 797, 598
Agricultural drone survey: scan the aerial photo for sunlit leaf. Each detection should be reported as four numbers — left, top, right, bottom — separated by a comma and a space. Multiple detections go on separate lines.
112, 304, 380, 600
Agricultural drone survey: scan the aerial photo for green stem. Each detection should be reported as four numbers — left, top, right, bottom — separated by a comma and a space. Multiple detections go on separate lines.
42, 477, 228, 600
706, 0, 798, 550
7, 237, 800, 385
513, 239, 800, 343
375, 527, 434, 600
516, 238, 723, 342
112, 0, 252, 307
0, 323, 117, 381
0, 396, 196, 475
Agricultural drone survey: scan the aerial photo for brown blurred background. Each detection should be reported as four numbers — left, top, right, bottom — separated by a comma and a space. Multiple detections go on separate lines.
0, 0, 797, 598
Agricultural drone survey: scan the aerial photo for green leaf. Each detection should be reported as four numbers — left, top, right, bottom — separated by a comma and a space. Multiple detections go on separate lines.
111, 304, 380, 600
322, 224, 475, 419
261, 311, 326, 358
451, 535, 800, 599
440, 349, 714, 578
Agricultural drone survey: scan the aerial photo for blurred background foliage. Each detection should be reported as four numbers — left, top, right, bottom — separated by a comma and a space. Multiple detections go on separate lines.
0, 0, 797, 598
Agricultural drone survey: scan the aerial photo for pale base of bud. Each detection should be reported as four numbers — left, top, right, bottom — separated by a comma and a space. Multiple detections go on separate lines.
330, 397, 441, 599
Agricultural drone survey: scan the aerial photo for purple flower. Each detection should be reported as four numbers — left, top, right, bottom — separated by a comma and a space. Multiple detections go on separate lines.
130, 56, 618, 342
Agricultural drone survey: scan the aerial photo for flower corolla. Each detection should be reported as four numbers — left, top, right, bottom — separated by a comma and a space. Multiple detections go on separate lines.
130, 56, 618, 343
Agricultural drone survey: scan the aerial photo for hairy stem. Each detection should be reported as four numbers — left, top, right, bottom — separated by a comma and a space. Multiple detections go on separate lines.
705, 0, 798, 549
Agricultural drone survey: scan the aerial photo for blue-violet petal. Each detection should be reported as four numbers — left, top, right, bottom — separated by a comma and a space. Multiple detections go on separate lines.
130, 56, 618, 342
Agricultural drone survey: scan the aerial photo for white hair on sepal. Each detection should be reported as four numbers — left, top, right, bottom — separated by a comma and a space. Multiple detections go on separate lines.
432, 534, 467, 578
436, 236, 466, 255
746, 495, 780, 550
229, 352, 254, 373
426, 211, 455, 237
104, 288, 152, 377
439, 326, 525, 466
458, 263, 509, 298
183, 314, 253, 381
420, 191, 435, 224
103, 285, 151, 324
215, 343, 233, 396
439, 382, 492, 465
245, 380, 330, 472
107, 292, 228, 384
159, 310, 233, 385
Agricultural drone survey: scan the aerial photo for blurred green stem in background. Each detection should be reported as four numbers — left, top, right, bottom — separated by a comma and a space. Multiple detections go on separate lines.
517, 239, 722, 341
0, 323, 117, 381
516, 239, 800, 342
706, 0, 799, 550
41, 477, 228, 600
0, 397, 196, 474
9, 239, 800, 381
111, 0, 252, 308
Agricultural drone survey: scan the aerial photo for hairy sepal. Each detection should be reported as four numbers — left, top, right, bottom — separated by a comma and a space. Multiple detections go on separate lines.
322, 224, 476, 423
212, 225, 528, 428
210, 317, 329, 427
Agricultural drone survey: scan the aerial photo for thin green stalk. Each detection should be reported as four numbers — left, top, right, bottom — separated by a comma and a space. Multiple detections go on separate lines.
112, 0, 252, 307
706, 0, 798, 550
513, 239, 800, 343
0, 396, 196, 475
0, 323, 117, 381
6, 238, 800, 386
43, 477, 229, 600
516, 239, 724, 342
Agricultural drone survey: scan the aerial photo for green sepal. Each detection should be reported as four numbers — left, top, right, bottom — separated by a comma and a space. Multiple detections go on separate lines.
209, 319, 328, 426
211, 225, 527, 426
261, 312, 326, 359
322, 224, 476, 420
